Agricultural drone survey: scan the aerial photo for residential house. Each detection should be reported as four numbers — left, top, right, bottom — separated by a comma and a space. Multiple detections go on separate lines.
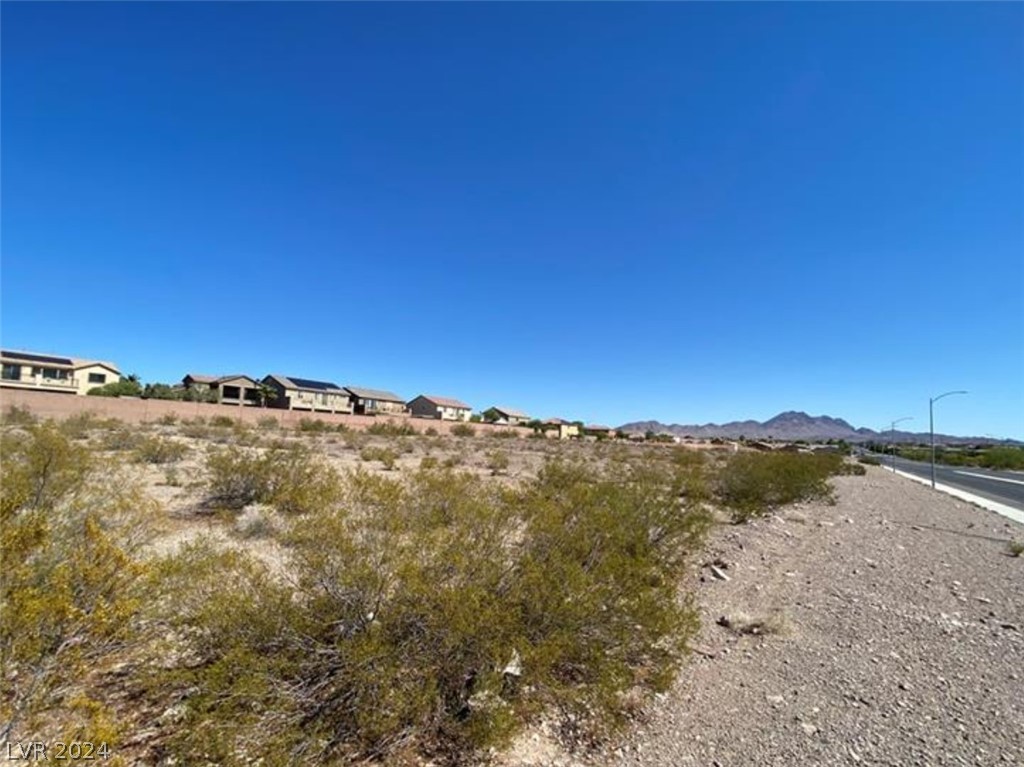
345, 386, 408, 416
486, 406, 531, 426
1, 349, 121, 396
262, 375, 353, 414
583, 424, 615, 439
544, 418, 580, 440
407, 394, 473, 422
182, 373, 262, 406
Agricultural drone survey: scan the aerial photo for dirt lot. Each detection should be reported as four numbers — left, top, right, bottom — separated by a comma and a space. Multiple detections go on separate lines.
5, 410, 1022, 765
502, 469, 1024, 767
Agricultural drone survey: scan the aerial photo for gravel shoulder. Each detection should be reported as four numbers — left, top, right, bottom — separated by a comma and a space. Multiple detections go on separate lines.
507, 467, 1024, 767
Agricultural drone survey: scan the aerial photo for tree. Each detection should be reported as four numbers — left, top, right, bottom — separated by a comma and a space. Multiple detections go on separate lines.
254, 383, 278, 408
481, 408, 502, 424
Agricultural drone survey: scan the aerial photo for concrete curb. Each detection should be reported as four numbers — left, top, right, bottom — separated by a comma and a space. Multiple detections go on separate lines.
888, 467, 1024, 525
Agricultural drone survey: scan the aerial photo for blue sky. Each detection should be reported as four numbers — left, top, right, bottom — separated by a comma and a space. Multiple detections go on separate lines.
2, 2, 1022, 437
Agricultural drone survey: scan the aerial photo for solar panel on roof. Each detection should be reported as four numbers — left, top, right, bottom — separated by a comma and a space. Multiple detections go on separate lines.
288, 377, 340, 391
2, 350, 74, 366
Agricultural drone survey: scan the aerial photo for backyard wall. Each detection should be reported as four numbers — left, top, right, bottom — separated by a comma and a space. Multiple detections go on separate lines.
0, 389, 532, 437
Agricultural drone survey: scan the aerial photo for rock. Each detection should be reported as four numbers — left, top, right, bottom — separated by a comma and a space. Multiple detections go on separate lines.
710, 565, 731, 582
766, 694, 785, 706
800, 722, 819, 736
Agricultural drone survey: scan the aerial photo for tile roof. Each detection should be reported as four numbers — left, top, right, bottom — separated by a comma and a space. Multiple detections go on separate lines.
417, 394, 472, 410
493, 406, 530, 419
345, 386, 404, 403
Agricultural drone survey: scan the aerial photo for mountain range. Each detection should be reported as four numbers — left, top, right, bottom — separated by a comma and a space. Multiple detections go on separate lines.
616, 411, 1015, 445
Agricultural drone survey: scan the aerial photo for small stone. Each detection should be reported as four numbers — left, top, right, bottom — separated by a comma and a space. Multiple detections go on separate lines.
710, 565, 730, 582
767, 694, 785, 706
800, 722, 819, 736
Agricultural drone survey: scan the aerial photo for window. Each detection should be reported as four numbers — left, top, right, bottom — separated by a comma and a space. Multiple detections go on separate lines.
88, 372, 106, 384
2, 364, 21, 381
36, 367, 69, 380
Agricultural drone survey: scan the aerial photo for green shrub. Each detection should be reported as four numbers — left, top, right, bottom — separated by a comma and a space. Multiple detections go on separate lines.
204, 444, 341, 514
716, 452, 843, 523
97, 427, 146, 452
297, 417, 332, 433
492, 429, 519, 439
979, 447, 1024, 471
1008, 541, 1024, 558
360, 446, 398, 470
257, 416, 279, 431
1, 424, 156, 740
133, 436, 189, 465
420, 456, 439, 470
451, 423, 476, 438
86, 379, 143, 398
487, 450, 510, 475
858, 454, 882, 466
365, 420, 417, 437
1, 405, 36, 426
209, 415, 237, 428
155, 460, 711, 763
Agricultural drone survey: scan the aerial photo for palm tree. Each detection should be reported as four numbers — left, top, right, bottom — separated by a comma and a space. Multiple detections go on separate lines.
254, 383, 278, 408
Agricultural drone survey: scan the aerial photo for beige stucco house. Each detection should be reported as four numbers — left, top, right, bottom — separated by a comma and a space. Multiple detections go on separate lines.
487, 406, 531, 426
1, 349, 122, 396
262, 374, 353, 413
544, 418, 581, 440
407, 394, 473, 421
182, 373, 262, 406
344, 387, 408, 416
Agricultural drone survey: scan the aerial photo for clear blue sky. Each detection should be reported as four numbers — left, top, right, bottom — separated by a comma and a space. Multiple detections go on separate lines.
2, 2, 1022, 437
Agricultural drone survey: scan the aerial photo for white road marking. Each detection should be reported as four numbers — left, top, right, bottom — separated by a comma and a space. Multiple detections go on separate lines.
888, 468, 1024, 525
953, 470, 1024, 486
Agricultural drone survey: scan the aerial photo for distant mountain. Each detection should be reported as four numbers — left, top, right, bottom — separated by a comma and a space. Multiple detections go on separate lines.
617, 411, 1016, 445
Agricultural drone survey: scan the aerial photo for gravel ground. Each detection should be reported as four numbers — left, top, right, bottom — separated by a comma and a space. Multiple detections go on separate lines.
506, 467, 1024, 767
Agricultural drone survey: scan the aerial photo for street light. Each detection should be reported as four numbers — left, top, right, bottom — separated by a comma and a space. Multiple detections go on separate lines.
889, 417, 914, 472
930, 390, 967, 488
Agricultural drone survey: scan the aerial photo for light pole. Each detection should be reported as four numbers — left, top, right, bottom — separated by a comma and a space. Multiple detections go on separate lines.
930, 390, 967, 488
889, 417, 914, 473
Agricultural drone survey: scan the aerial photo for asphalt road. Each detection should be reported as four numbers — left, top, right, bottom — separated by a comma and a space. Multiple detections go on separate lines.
869, 453, 1024, 512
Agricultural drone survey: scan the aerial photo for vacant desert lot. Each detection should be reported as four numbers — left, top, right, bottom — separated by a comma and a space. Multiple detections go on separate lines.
2, 409, 1022, 766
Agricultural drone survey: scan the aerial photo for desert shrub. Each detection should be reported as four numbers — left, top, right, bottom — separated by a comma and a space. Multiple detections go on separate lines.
451, 423, 476, 438
204, 445, 341, 514
209, 415, 237, 428
365, 420, 417, 437
443, 454, 464, 468
834, 461, 867, 476
155, 460, 710, 763
257, 416, 279, 431
297, 417, 332, 433
158, 412, 179, 426
858, 454, 882, 466
1007, 541, 1024, 557
424, 426, 439, 437
420, 455, 439, 470
979, 446, 1024, 471
715, 452, 843, 523
133, 435, 189, 465
60, 411, 121, 440
97, 427, 146, 452
1, 404, 36, 426
487, 450, 510, 475
492, 429, 519, 439
1, 424, 156, 743
360, 446, 398, 470
178, 422, 213, 440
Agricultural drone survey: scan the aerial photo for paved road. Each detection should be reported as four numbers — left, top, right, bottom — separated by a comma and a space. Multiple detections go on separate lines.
867, 453, 1024, 512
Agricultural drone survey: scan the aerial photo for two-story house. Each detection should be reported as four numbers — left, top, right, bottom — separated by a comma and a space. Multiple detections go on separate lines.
1, 349, 122, 396
262, 374, 353, 414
